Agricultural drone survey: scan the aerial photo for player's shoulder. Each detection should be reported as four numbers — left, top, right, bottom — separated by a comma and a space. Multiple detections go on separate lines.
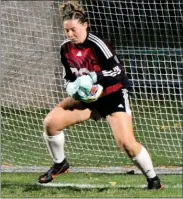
88, 32, 106, 44
60, 39, 71, 51
88, 32, 114, 56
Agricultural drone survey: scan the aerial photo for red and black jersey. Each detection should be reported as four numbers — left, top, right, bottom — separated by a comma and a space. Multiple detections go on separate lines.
60, 32, 130, 97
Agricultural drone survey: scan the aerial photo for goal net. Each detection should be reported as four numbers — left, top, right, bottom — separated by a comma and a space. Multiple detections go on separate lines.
1, 0, 182, 171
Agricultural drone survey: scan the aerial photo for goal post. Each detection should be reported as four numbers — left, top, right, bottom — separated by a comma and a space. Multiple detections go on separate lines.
1, 0, 182, 173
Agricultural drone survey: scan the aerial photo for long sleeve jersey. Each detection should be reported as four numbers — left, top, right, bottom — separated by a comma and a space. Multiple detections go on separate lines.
60, 32, 130, 97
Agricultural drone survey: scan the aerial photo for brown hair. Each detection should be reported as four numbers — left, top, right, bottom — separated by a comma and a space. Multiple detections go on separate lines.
59, 1, 88, 24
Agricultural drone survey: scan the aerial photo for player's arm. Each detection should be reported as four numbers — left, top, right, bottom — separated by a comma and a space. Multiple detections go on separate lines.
60, 44, 83, 98
88, 35, 129, 88
93, 53, 128, 88
60, 44, 76, 87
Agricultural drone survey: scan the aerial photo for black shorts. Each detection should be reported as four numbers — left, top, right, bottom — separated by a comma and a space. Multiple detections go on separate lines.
82, 88, 131, 119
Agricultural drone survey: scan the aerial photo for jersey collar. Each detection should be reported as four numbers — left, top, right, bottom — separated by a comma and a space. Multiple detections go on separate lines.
74, 31, 89, 49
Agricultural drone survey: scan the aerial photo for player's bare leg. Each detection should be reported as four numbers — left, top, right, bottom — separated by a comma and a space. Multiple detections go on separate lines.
38, 97, 91, 183
107, 112, 163, 189
44, 97, 91, 136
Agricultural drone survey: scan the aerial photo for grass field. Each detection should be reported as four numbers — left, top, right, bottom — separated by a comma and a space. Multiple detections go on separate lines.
1, 172, 182, 198
1, 99, 182, 198
1, 99, 182, 168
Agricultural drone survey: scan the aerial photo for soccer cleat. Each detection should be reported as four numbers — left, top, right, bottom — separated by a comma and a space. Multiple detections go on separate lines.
38, 158, 69, 183
147, 176, 163, 190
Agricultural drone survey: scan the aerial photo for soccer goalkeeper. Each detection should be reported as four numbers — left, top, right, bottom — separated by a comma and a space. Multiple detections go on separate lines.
38, 1, 163, 190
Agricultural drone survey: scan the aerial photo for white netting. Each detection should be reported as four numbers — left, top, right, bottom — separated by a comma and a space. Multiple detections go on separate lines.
1, 0, 182, 168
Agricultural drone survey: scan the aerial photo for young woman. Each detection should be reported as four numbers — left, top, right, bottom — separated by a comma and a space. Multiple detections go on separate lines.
38, 1, 162, 189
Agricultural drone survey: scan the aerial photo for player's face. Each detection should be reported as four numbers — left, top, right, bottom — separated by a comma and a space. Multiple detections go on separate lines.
64, 19, 88, 44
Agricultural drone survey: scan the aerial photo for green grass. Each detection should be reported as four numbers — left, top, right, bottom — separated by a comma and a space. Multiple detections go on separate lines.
1, 99, 182, 168
1, 173, 182, 198
1, 101, 182, 198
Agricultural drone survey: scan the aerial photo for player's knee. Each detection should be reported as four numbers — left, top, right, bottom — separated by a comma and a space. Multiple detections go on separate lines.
118, 140, 127, 150
43, 117, 53, 135
117, 140, 136, 157
123, 143, 133, 157
43, 116, 60, 136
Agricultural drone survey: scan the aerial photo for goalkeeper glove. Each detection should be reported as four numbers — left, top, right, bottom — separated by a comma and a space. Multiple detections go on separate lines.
77, 72, 97, 86
66, 75, 93, 98
77, 75, 93, 95
73, 84, 103, 103
66, 80, 80, 97
75, 73, 97, 99
66, 73, 99, 102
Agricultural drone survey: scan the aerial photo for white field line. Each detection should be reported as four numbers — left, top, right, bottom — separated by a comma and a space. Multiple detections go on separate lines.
36, 182, 182, 189
2, 166, 182, 175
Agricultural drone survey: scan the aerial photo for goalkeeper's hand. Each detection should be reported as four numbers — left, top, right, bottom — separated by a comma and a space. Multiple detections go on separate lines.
77, 72, 97, 89
66, 79, 80, 97
75, 73, 101, 102
66, 75, 93, 97
66, 73, 102, 102
73, 84, 103, 103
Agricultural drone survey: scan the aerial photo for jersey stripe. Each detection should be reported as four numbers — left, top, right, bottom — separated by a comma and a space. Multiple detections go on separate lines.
122, 89, 131, 115
102, 70, 121, 77
102, 66, 121, 77
89, 33, 112, 58
88, 33, 113, 59
88, 36, 111, 59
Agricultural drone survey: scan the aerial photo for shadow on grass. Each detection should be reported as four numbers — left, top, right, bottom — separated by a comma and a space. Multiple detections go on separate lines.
2, 181, 142, 193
